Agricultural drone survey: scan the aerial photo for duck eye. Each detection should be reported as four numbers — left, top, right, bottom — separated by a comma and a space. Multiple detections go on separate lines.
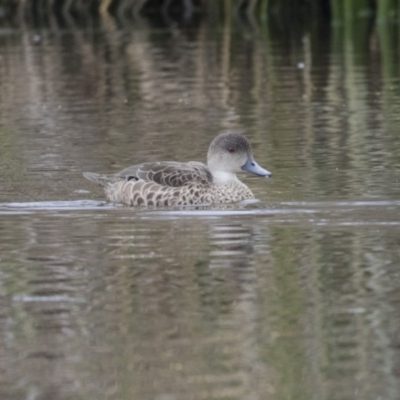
227, 147, 236, 153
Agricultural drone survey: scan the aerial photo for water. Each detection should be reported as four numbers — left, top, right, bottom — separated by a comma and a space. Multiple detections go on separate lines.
1, 13, 400, 400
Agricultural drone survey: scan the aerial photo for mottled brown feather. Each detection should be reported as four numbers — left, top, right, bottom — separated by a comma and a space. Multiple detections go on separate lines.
117, 161, 212, 187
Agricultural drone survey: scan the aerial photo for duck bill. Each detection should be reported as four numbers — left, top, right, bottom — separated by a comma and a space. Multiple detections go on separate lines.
241, 157, 272, 177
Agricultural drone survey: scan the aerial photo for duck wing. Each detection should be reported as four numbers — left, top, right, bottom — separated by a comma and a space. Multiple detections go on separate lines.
117, 161, 212, 187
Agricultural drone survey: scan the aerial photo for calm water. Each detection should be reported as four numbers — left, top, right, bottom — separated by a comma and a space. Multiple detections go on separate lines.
1, 13, 400, 400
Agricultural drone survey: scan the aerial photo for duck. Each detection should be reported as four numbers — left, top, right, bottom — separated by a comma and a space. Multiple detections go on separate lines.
83, 133, 271, 207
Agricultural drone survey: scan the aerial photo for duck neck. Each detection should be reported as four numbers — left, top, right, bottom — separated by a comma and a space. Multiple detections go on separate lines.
211, 171, 239, 184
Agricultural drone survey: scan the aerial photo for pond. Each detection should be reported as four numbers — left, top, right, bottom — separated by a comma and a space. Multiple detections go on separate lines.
1, 10, 400, 400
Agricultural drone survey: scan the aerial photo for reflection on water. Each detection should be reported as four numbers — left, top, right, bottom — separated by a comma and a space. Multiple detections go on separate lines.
1, 14, 400, 204
0, 202, 400, 400
1, 10, 400, 400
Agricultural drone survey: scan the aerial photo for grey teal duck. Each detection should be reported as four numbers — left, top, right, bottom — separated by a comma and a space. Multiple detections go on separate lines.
83, 133, 272, 207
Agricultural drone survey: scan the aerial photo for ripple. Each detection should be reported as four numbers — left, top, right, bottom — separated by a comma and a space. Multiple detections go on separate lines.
0, 200, 114, 213
0, 200, 399, 227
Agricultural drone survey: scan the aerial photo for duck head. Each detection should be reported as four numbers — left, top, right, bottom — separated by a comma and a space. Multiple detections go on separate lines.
207, 133, 272, 182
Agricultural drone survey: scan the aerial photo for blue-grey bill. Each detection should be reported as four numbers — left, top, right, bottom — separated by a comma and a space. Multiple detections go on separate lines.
241, 158, 272, 177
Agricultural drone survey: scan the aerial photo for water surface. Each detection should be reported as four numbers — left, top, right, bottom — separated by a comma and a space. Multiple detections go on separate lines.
1, 13, 400, 400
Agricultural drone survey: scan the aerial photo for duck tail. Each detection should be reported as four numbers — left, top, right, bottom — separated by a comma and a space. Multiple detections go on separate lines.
83, 172, 113, 187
